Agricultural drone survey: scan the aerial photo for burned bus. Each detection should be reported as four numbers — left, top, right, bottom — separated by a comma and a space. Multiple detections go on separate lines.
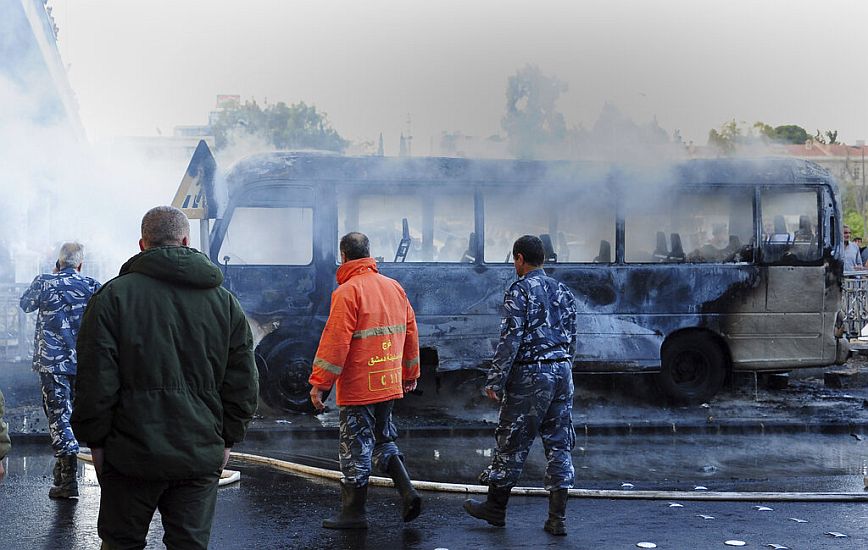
179, 143, 849, 412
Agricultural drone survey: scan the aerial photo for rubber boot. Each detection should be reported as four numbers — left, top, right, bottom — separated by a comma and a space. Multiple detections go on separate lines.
386, 457, 421, 522
463, 485, 511, 527
543, 489, 568, 536
322, 482, 368, 529
49, 454, 79, 499
52, 459, 62, 486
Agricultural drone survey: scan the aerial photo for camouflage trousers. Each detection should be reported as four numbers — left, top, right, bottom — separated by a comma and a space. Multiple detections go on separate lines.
338, 400, 402, 487
39, 372, 79, 457
485, 360, 575, 491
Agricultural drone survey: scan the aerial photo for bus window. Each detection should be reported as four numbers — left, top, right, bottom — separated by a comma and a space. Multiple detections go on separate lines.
433, 194, 475, 262
554, 189, 616, 263
761, 190, 821, 264
339, 194, 423, 262
626, 188, 753, 263
483, 188, 615, 263
219, 206, 313, 265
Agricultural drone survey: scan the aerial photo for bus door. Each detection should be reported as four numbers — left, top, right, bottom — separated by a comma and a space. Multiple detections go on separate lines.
756, 187, 825, 365
336, 184, 503, 372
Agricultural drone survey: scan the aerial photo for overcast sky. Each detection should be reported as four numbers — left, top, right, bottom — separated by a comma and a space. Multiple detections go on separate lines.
50, 0, 868, 152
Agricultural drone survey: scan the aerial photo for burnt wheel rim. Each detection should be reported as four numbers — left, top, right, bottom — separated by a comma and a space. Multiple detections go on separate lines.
670, 350, 711, 390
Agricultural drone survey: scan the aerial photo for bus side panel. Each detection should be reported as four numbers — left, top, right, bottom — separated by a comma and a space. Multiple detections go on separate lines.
377, 264, 512, 372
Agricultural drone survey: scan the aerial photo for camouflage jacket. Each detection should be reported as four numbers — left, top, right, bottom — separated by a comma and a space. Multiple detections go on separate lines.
486, 269, 578, 393
20, 268, 100, 375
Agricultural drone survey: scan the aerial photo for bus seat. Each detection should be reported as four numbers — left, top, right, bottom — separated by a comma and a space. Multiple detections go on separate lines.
767, 215, 792, 244
460, 232, 477, 263
594, 240, 611, 263
394, 218, 411, 262
668, 233, 686, 261
653, 231, 669, 260
540, 234, 558, 263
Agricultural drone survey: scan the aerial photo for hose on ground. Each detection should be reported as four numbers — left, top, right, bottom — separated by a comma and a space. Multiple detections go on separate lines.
228, 451, 868, 502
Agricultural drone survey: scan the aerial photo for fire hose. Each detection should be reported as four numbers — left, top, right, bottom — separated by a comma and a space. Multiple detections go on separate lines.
229, 451, 868, 502
78, 451, 868, 501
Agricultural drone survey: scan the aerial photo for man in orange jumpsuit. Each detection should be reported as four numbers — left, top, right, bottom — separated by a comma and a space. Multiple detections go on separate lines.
309, 232, 422, 530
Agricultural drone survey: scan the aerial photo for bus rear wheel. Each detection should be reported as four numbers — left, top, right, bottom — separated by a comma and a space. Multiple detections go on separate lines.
657, 333, 726, 404
256, 339, 327, 414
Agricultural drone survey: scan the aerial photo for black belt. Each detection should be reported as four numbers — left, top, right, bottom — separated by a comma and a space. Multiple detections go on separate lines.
514, 358, 570, 365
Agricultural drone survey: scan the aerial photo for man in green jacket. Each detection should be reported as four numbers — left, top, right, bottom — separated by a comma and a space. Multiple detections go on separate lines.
71, 206, 259, 550
0, 388, 10, 482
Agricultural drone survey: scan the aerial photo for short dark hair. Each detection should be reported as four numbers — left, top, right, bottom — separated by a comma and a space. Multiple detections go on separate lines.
340, 232, 370, 260
513, 235, 545, 266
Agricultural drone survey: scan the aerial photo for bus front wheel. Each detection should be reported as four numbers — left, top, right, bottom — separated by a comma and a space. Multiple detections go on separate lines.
657, 333, 726, 404
256, 339, 327, 414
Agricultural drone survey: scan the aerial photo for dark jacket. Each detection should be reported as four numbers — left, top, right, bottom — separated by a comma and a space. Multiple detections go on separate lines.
71, 246, 258, 480
0, 389, 10, 460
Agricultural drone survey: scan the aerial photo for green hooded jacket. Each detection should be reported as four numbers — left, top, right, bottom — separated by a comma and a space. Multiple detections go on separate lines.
71, 246, 258, 480
0, 389, 10, 461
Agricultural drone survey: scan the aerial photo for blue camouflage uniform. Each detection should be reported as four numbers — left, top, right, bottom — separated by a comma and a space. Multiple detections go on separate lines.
482, 268, 578, 491
20, 268, 100, 457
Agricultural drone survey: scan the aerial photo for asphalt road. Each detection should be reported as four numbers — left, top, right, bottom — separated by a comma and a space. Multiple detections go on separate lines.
2, 442, 868, 549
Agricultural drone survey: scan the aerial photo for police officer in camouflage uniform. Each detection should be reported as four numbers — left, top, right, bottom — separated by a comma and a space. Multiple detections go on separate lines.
464, 235, 578, 536
20, 242, 100, 499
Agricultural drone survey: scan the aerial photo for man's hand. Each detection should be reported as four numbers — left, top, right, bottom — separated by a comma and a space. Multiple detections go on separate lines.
484, 387, 500, 402
402, 378, 417, 394
220, 448, 231, 473
91, 447, 105, 478
310, 386, 326, 412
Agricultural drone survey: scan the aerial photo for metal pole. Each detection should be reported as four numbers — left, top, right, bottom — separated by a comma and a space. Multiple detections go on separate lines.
200, 219, 211, 257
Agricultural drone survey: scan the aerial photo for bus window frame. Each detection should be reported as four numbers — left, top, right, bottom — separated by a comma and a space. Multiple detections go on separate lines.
212, 182, 317, 268
335, 182, 481, 266
756, 185, 825, 267
478, 182, 617, 265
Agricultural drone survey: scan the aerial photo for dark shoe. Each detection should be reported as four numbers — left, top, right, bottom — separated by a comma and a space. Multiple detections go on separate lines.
543, 488, 568, 536
322, 482, 368, 529
52, 459, 62, 486
463, 485, 511, 527
387, 457, 421, 522
49, 455, 79, 499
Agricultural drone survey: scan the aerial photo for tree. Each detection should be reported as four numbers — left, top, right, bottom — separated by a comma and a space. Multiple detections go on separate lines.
708, 119, 742, 155
502, 64, 568, 159
771, 125, 809, 144
211, 99, 348, 152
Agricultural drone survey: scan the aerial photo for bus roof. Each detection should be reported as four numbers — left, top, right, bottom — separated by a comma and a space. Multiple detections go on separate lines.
223, 153, 837, 192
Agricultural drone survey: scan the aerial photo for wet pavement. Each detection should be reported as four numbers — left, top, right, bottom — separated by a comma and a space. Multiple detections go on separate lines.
2, 442, 868, 549
6, 358, 868, 547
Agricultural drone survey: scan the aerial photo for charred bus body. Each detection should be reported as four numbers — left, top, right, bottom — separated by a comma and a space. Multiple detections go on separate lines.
184, 145, 848, 412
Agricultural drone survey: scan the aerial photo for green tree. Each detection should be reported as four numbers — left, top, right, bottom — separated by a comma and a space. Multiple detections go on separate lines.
502, 64, 568, 159
211, 99, 348, 152
708, 119, 742, 155
770, 124, 809, 144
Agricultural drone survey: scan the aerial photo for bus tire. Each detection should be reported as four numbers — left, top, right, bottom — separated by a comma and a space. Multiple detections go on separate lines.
657, 333, 726, 404
256, 338, 328, 414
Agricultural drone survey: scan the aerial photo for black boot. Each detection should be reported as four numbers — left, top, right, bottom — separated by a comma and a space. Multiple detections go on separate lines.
49, 454, 79, 499
463, 485, 511, 527
387, 457, 421, 522
543, 489, 568, 536
52, 459, 62, 486
322, 482, 368, 529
